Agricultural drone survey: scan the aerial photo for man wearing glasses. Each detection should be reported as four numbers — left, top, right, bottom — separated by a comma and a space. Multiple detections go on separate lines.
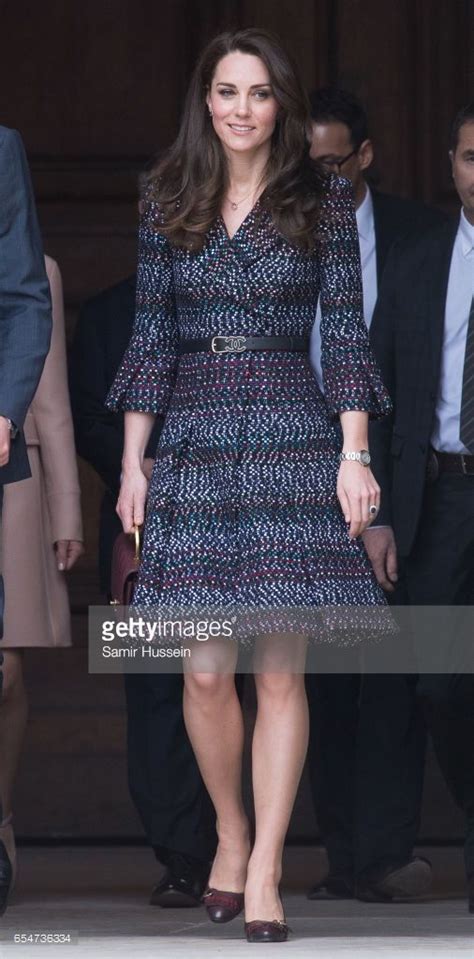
306, 87, 445, 903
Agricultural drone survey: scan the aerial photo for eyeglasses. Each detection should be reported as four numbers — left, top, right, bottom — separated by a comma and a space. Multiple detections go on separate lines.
318, 148, 358, 175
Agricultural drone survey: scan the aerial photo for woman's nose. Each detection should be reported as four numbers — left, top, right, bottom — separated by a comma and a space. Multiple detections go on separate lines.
235, 98, 251, 116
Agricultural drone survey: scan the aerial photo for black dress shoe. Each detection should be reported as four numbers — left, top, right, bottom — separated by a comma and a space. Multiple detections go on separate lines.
150, 852, 209, 908
307, 874, 354, 900
0, 840, 13, 917
356, 857, 432, 902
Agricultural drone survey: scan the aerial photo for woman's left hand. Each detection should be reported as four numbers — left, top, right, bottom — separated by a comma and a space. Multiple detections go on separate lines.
337, 462, 381, 540
55, 539, 85, 571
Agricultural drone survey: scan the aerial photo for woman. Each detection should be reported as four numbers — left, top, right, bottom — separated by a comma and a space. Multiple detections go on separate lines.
106, 28, 391, 943
0, 255, 83, 902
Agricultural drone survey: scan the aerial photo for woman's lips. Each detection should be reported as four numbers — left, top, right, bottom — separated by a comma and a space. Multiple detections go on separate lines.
228, 124, 255, 135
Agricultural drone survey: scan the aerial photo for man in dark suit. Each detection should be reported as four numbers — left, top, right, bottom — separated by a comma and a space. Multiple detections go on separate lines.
365, 101, 474, 913
70, 276, 217, 907
306, 88, 446, 901
0, 125, 52, 914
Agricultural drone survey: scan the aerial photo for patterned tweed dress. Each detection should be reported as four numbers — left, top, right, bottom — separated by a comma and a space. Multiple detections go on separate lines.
106, 175, 392, 639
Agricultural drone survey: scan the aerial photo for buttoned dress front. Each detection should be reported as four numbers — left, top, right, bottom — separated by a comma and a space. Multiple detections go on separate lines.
106, 175, 392, 640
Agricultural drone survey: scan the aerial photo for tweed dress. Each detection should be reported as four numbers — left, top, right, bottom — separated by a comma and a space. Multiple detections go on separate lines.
106, 175, 392, 641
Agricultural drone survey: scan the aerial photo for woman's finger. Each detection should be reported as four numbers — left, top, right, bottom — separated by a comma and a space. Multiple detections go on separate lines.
133, 490, 145, 528
117, 495, 133, 533
365, 484, 381, 529
360, 491, 371, 525
337, 485, 351, 524
348, 493, 362, 539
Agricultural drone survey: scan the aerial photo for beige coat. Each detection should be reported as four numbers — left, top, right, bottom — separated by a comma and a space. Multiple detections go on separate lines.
1, 256, 83, 647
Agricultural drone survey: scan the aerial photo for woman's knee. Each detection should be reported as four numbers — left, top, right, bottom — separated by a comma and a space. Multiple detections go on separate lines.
0, 651, 24, 703
255, 670, 306, 703
184, 670, 236, 703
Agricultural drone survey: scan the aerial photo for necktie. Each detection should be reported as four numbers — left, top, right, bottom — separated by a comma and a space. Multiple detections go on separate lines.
460, 297, 474, 453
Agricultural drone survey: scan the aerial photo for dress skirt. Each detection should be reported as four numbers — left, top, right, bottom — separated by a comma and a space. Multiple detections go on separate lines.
132, 349, 389, 643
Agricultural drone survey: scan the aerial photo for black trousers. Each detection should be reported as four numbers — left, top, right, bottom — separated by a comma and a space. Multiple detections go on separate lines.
306, 643, 426, 879
404, 472, 474, 876
124, 672, 218, 866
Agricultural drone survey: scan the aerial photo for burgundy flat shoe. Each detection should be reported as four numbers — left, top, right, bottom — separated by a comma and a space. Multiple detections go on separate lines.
244, 919, 290, 943
202, 887, 245, 922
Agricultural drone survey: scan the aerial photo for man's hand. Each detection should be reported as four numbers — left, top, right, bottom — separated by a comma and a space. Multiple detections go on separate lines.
55, 540, 85, 571
362, 526, 398, 592
0, 416, 11, 467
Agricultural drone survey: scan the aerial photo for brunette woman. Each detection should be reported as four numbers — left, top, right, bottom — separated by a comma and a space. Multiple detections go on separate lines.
107, 28, 391, 943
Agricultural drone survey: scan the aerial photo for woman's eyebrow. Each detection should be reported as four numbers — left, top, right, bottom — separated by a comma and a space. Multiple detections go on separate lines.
215, 82, 272, 89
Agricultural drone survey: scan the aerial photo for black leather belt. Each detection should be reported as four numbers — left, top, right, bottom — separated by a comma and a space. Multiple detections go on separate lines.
430, 448, 474, 477
178, 334, 310, 355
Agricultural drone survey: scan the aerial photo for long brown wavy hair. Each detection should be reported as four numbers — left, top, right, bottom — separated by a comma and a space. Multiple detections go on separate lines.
147, 28, 325, 251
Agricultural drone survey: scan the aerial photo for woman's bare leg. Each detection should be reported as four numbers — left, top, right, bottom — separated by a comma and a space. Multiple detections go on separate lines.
245, 634, 309, 922
0, 650, 28, 874
183, 638, 250, 891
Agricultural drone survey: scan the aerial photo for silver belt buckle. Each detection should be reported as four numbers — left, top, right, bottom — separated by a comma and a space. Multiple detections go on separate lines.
211, 335, 247, 354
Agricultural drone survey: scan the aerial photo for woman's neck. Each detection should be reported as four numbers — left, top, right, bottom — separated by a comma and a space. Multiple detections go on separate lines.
224, 145, 270, 197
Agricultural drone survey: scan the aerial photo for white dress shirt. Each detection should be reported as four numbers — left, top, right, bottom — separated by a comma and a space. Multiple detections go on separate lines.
310, 184, 378, 391
431, 209, 474, 454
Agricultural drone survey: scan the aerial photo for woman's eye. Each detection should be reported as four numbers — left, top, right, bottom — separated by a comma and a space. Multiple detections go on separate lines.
218, 89, 234, 97
254, 90, 270, 99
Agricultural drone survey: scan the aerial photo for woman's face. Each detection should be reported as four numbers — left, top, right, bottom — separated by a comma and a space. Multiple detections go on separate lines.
206, 51, 279, 157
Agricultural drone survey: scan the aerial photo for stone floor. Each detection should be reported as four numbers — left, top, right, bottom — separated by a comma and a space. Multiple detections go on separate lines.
0, 846, 472, 958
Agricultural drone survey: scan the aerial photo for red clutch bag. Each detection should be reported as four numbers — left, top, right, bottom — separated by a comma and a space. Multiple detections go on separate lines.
110, 525, 142, 606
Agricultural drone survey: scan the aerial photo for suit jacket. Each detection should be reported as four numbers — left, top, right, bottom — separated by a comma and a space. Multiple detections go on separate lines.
368, 216, 459, 557
70, 276, 163, 592
0, 126, 52, 485
371, 190, 447, 282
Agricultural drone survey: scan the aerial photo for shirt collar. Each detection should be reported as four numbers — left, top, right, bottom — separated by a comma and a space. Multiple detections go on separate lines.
356, 185, 374, 242
459, 208, 474, 256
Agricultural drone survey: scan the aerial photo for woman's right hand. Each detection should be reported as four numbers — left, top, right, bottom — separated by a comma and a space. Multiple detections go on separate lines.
116, 465, 149, 532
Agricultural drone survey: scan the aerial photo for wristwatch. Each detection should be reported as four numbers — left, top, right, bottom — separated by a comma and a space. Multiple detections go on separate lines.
339, 449, 371, 467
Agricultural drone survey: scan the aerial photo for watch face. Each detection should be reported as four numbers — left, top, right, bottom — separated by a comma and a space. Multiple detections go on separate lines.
360, 449, 371, 466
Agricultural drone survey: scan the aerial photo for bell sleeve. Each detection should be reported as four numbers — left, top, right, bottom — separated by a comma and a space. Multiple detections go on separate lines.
105, 200, 178, 416
318, 174, 392, 420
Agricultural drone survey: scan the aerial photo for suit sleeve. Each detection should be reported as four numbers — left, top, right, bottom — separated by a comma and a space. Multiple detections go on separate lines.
318, 175, 392, 420
31, 259, 83, 543
105, 199, 178, 415
0, 128, 52, 427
